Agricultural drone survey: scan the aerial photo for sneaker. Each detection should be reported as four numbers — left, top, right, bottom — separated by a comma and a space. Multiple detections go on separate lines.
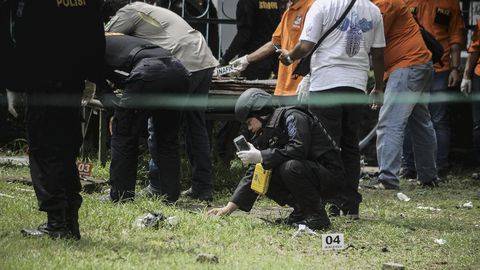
181, 187, 213, 202
361, 178, 399, 190
328, 200, 360, 220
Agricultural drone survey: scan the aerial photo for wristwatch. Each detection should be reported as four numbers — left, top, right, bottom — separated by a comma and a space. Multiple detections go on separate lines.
285, 55, 293, 65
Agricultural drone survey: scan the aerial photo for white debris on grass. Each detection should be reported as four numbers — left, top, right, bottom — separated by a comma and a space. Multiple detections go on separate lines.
166, 216, 179, 227
292, 224, 318, 238
434, 239, 446, 245
417, 206, 441, 212
461, 201, 473, 209
396, 193, 411, 202
0, 193, 15, 199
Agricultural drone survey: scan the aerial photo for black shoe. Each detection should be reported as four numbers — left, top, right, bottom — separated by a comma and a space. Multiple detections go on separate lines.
329, 200, 359, 219
418, 177, 440, 188
399, 168, 417, 179
139, 185, 163, 199
21, 210, 74, 240
99, 194, 134, 203
294, 202, 331, 231
361, 178, 399, 190
275, 208, 305, 225
294, 214, 331, 231
181, 187, 213, 202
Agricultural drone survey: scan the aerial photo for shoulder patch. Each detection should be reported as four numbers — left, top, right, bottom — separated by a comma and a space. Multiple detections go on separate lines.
285, 114, 297, 138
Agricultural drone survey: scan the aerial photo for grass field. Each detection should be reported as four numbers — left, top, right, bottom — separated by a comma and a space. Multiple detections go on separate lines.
0, 163, 479, 269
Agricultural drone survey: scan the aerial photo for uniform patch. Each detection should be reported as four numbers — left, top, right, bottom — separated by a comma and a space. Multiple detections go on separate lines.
286, 115, 297, 139
434, 7, 451, 26
259, 1, 278, 10
293, 15, 302, 29
57, 0, 87, 8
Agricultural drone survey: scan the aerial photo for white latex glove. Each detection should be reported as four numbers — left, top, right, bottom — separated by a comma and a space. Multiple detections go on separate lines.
6, 89, 20, 118
296, 74, 311, 102
230, 55, 250, 72
237, 142, 262, 165
461, 78, 472, 96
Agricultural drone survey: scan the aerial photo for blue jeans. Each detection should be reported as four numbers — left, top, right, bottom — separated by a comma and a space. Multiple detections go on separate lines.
471, 74, 480, 164
377, 63, 437, 187
403, 70, 450, 171
148, 68, 214, 197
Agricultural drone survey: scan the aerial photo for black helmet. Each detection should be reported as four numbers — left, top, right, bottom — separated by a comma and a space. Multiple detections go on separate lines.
235, 88, 273, 122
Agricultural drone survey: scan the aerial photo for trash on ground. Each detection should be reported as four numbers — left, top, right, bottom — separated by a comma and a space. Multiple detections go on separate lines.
399, 213, 406, 218
196, 253, 219, 264
396, 193, 411, 202
434, 239, 446, 245
0, 193, 15, 199
133, 212, 165, 229
461, 201, 473, 209
382, 262, 405, 270
292, 224, 318, 237
417, 206, 441, 211
381, 246, 390, 252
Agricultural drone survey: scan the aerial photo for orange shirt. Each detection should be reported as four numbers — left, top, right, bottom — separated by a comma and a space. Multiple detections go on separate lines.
271, 0, 314, 96
372, 0, 431, 77
403, 0, 465, 73
467, 20, 480, 76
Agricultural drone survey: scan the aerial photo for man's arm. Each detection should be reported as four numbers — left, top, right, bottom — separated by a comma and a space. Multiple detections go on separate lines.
464, 52, 480, 80
279, 40, 315, 65
448, 44, 462, 87
371, 47, 386, 91
447, 1, 466, 87
246, 41, 277, 63
222, 0, 256, 63
370, 47, 386, 109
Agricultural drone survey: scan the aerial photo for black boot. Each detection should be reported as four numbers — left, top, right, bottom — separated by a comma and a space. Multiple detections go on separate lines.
66, 207, 81, 240
21, 210, 71, 239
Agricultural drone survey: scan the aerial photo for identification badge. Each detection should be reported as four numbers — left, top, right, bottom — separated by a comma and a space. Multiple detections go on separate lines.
434, 8, 451, 26
322, 233, 345, 250
77, 161, 93, 178
251, 163, 271, 195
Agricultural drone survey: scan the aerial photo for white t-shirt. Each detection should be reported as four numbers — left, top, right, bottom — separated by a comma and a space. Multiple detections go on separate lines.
300, 0, 385, 92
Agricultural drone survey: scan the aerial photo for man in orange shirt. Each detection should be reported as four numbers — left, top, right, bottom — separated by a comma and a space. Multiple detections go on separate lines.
362, 0, 439, 189
461, 19, 480, 168
231, 0, 314, 99
402, 0, 465, 177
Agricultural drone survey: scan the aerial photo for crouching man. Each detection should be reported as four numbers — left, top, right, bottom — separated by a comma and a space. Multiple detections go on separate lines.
207, 88, 346, 230
102, 33, 189, 203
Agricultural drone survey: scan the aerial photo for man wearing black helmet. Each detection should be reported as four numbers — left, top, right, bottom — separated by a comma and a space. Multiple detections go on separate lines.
207, 88, 346, 230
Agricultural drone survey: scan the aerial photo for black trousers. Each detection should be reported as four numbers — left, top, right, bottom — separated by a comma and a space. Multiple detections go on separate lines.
267, 160, 332, 216
309, 87, 364, 205
26, 81, 83, 213
109, 107, 182, 202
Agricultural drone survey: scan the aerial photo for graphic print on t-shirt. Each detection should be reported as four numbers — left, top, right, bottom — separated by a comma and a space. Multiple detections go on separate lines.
337, 12, 374, 57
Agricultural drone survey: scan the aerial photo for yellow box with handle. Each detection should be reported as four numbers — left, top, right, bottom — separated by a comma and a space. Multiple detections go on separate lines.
250, 163, 272, 195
